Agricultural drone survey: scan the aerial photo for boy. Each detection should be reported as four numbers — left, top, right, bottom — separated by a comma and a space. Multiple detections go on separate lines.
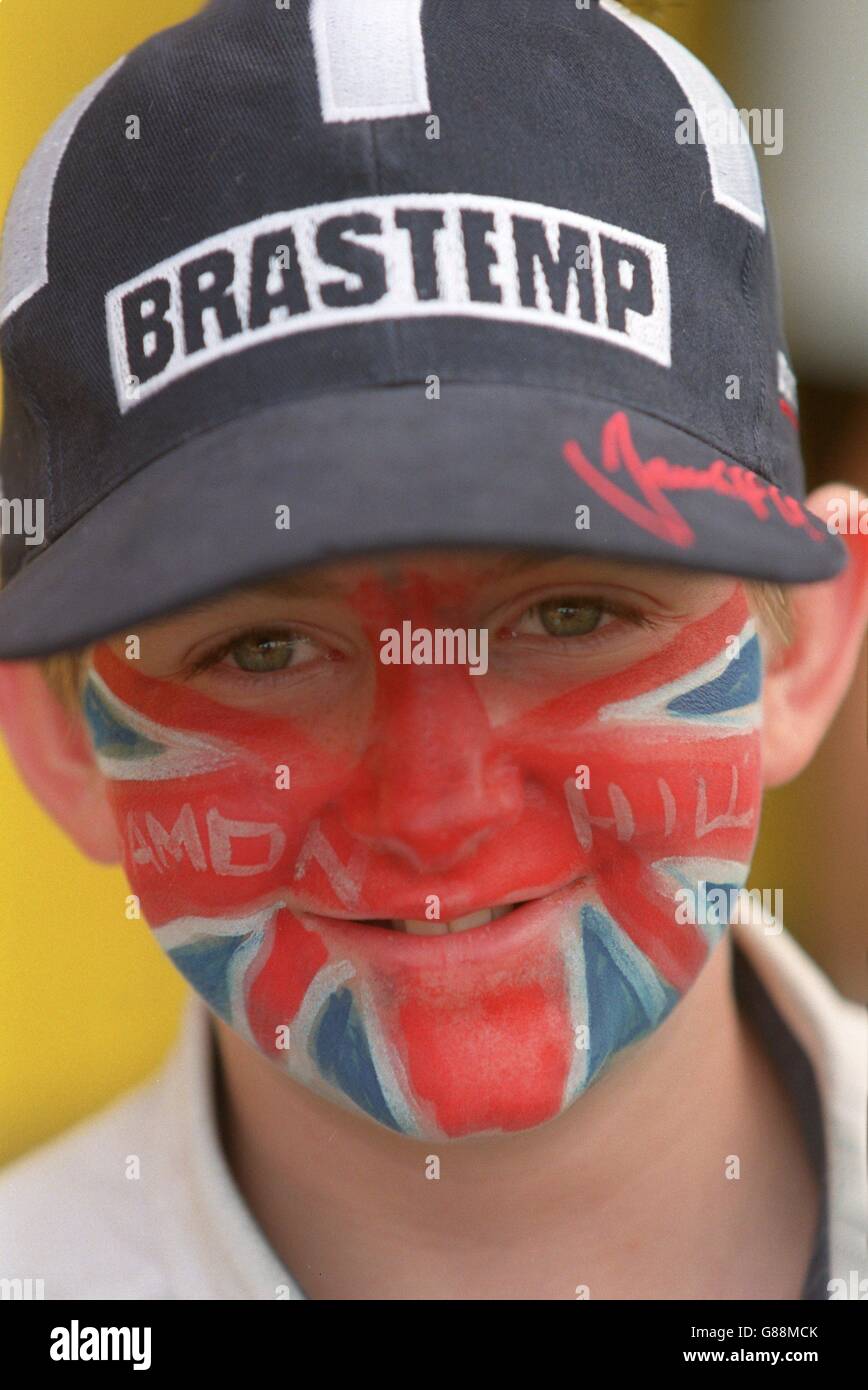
0, 0, 865, 1300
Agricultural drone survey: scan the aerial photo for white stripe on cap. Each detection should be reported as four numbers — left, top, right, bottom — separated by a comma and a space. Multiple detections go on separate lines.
0, 56, 126, 327
600, 0, 766, 231
310, 0, 430, 124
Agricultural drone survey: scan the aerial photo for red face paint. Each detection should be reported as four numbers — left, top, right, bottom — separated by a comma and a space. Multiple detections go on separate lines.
84, 578, 762, 1139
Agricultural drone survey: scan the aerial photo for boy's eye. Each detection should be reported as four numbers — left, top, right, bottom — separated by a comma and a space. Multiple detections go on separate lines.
222, 632, 318, 673
538, 599, 605, 637
514, 598, 612, 638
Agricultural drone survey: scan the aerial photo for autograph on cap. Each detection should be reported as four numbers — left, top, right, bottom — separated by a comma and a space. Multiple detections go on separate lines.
562, 411, 824, 548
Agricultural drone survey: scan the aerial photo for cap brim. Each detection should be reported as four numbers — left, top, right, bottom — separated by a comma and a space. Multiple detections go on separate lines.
0, 383, 847, 659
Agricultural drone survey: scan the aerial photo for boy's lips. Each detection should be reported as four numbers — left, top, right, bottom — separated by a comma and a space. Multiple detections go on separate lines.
293, 876, 590, 968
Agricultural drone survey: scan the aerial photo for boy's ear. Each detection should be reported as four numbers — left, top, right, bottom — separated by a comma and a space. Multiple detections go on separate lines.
762, 483, 868, 788
0, 661, 122, 864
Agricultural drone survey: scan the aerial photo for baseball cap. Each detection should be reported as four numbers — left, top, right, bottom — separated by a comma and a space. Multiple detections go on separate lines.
0, 0, 847, 660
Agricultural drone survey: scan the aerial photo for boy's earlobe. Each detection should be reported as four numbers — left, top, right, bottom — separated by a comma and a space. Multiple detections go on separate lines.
761, 484, 868, 788
0, 662, 122, 864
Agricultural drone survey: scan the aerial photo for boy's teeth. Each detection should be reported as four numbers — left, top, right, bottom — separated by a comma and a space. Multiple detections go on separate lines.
396, 904, 514, 935
401, 918, 448, 936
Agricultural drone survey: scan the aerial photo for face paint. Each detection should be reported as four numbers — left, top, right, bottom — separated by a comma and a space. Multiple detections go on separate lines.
84, 580, 762, 1141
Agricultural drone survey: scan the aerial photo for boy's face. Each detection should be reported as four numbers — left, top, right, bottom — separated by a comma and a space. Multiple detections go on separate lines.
83, 550, 762, 1140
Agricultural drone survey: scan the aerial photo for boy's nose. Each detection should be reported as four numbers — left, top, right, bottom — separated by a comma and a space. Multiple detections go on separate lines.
337, 663, 524, 873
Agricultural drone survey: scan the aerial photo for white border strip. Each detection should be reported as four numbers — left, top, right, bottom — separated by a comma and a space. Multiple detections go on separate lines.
310, 0, 430, 124
600, 0, 765, 230
0, 57, 126, 325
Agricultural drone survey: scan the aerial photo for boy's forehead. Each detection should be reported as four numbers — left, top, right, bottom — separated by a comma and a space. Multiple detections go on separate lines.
255, 548, 570, 594
118, 549, 731, 647
216, 548, 708, 603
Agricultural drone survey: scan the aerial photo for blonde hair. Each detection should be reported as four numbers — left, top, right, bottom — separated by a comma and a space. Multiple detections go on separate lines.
39, 648, 89, 711
744, 580, 794, 650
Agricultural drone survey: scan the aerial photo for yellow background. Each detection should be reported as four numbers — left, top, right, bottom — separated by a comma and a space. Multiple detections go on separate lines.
0, 1, 202, 1167
0, 2, 860, 1168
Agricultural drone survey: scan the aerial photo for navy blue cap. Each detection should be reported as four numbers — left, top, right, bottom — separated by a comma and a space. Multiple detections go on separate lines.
0, 0, 846, 658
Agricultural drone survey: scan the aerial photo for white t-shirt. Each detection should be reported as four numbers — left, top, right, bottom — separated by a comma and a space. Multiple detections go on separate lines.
1, 919, 865, 1301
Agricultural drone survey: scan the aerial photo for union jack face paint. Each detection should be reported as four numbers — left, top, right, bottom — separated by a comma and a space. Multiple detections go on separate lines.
83, 581, 762, 1141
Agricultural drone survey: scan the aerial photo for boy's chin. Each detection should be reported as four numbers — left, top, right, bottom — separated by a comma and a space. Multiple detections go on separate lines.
249, 1007, 677, 1145
188, 891, 735, 1141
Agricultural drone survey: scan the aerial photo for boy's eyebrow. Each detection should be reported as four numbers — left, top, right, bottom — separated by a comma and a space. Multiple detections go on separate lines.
182, 553, 548, 609
177, 549, 635, 620
175, 573, 344, 617
242, 574, 344, 600
249, 550, 592, 595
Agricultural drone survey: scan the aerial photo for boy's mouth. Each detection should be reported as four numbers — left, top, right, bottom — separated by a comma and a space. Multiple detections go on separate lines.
359, 904, 519, 935
298, 879, 587, 937
289, 875, 592, 967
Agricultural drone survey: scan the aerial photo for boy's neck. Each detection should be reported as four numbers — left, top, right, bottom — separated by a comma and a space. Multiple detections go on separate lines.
211, 934, 819, 1300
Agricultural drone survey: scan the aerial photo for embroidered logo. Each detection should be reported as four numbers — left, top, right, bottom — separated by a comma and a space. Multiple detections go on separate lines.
105, 193, 670, 411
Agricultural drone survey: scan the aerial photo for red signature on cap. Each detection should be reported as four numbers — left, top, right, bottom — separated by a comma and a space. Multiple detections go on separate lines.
562, 411, 824, 548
